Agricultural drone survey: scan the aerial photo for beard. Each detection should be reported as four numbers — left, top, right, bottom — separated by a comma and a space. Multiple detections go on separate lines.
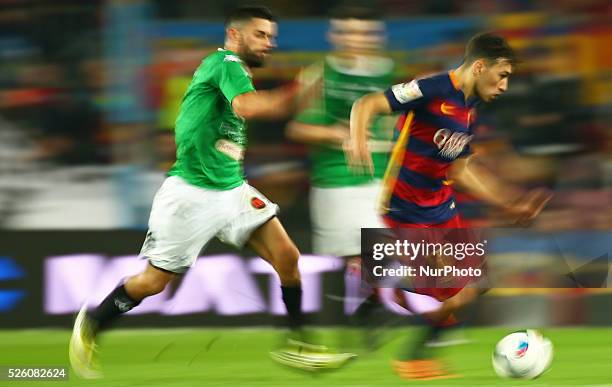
239, 46, 265, 68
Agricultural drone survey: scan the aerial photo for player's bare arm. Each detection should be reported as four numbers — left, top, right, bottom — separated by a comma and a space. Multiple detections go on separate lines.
347, 91, 391, 171
286, 121, 350, 147
232, 67, 322, 120
230, 67, 320, 121
449, 156, 551, 222
232, 87, 296, 120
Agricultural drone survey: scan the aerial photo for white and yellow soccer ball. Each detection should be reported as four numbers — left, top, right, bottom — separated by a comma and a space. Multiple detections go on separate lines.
492, 329, 553, 379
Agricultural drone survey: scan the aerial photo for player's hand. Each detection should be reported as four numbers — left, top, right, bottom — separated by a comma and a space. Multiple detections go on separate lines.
344, 136, 374, 175
327, 124, 351, 148
344, 118, 374, 174
507, 188, 553, 225
293, 63, 323, 113
327, 122, 373, 149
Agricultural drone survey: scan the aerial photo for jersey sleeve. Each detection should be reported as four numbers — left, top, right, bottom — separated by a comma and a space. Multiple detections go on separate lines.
383, 77, 438, 112
217, 55, 256, 103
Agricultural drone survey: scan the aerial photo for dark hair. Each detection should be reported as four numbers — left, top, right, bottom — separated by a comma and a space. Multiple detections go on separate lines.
225, 5, 275, 28
329, 4, 382, 21
464, 32, 518, 66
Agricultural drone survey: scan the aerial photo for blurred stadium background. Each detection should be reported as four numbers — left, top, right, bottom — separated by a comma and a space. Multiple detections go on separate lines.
0, 0, 611, 385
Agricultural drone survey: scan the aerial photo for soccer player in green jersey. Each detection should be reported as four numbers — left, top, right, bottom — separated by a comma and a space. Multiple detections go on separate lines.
285, 6, 395, 332
69, 6, 353, 378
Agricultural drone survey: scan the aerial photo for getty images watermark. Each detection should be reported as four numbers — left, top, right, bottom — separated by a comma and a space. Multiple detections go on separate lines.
361, 228, 488, 288
371, 238, 487, 278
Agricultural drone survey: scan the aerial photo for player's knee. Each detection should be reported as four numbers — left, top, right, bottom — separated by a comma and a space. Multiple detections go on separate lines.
147, 279, 168, 296
277, 241, 300, 267
137, 274, 170, 296
273, 241, 300, 281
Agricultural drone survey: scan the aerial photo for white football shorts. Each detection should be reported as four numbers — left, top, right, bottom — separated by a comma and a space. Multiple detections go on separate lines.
140, 176, 279, 273
310, 180, 385, 257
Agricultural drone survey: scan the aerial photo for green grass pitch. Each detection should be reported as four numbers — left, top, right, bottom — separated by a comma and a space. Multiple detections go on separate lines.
1, 327, 611, 386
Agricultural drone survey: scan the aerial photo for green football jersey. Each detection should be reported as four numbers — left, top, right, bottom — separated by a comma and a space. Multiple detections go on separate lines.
168, 48, 255, 190
295, 55, 395, 188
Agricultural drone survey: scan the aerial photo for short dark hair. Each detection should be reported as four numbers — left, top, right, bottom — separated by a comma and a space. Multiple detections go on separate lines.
464, 32, 518, 66
225, 5, 275, 28
329, 4, 382, 21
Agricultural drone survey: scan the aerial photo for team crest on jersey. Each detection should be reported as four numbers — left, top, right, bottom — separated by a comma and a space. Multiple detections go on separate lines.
391, 80, 423, 104
251, 197, 266, 209
433, 128, 473, 159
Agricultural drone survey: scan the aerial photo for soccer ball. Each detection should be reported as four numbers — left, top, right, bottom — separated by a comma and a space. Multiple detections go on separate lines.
492, 329, 553, 379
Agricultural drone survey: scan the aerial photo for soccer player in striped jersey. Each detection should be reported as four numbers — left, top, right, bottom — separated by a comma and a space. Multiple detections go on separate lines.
347, 32, 551, 379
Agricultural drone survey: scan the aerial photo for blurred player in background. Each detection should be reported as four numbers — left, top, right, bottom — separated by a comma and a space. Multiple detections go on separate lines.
69, 6, 353, 378
348, 32, 551, 379
285, 5, 395, 340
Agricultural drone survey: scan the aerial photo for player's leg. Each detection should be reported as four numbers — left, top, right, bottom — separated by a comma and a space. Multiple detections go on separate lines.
217, 183, 356, 370
215, 184, 300, 332
69, 262, 175, 377
91, 263, 174, 329
394, 240, 486, 379
393, 287, 481, 380
347, 256, 380, 319
246, 216, 303, 331
70, 176, 220, 378
421, 287, 480, 325
246, 217, 356, 370
310, 183, 385, 347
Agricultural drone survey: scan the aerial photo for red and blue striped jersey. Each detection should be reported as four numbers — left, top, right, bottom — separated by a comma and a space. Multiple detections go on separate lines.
380, 71, 479, 225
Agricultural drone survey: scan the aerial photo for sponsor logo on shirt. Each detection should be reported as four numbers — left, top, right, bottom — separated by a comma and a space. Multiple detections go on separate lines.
391, 80, 423, 104
433, 128, 473, 159
219, 122, 246, 146
215, 139, 244, 161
